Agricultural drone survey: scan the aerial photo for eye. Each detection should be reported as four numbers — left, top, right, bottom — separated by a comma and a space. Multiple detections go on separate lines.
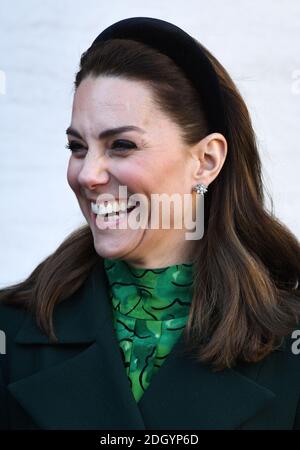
110, 139, 137, 152
65, 141, 87, 156
65, 139, 137, 157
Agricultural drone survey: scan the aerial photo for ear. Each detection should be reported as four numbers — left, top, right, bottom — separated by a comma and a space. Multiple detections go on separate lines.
189, 133, 228, 187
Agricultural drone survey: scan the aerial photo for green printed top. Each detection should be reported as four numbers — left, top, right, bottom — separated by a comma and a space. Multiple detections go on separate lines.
103, 257, 194, 402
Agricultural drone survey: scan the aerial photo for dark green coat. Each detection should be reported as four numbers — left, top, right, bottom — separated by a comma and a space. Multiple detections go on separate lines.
1, 262, 300, 430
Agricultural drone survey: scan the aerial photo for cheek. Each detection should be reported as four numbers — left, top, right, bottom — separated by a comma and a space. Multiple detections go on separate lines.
66, 159, 81, 194
149, 158, 185, 191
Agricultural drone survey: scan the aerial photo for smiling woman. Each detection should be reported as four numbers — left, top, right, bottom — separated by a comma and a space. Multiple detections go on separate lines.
1, 17, 300, 430
65, 74, 209, 262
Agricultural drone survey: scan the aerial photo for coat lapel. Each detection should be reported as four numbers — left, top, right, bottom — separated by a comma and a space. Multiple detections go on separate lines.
8, 260, 279, 429
138, 335, 276, 429
9, 261, 145, 429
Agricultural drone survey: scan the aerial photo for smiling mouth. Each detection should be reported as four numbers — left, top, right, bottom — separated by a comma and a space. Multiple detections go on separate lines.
91, 204, 138, 222
102, 204, 136, 219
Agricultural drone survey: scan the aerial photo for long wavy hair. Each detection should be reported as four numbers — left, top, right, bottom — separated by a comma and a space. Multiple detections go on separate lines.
1, 37, 300, 370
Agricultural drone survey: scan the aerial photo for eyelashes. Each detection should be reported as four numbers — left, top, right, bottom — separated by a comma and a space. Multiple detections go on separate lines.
65, 142, 84, 152
65, 139, 137, 155
111, 139, 137, 151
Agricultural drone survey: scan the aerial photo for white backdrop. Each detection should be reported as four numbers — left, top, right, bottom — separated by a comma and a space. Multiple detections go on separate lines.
0, 0, 299, 287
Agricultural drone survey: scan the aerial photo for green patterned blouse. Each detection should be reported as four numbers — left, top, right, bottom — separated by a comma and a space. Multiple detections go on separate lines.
103, 257, 194, 402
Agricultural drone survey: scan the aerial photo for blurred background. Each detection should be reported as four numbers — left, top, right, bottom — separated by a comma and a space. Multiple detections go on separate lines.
0, 0, 299, 286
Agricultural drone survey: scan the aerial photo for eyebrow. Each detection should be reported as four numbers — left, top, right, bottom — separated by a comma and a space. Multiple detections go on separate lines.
65, 125, 146, 140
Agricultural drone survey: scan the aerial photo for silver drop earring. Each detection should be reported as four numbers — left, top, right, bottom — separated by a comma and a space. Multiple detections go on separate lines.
192, 183, 208, 196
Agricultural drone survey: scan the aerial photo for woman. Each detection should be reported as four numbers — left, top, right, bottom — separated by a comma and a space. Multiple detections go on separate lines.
1, 16, 300, 430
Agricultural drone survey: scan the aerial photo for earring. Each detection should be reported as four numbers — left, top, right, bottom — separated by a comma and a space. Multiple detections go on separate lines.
192, 183, 208, 196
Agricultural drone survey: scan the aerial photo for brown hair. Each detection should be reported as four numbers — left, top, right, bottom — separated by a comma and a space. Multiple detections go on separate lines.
1, 38, 300, 370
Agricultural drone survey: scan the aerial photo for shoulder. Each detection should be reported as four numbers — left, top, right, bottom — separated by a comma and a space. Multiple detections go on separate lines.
281, 331, 300, 430
262, 325, 300, 375
262, 326, 300, 429
0, 300, 28, 341
232, 324, 300, 429
0, 301, 28, 372
0, 301, 28, 429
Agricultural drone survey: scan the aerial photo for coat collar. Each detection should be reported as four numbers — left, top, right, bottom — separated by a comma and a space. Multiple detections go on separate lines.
9, 260, 282, 429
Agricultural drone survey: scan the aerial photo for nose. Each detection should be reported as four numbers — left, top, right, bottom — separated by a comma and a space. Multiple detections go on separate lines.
77, 151, 110, 189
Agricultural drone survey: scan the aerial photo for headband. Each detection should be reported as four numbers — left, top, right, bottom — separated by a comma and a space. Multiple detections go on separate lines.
90, 16, 227, 138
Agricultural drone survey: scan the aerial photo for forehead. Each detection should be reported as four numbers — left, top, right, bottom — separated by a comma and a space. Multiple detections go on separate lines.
72, 75, 155, 127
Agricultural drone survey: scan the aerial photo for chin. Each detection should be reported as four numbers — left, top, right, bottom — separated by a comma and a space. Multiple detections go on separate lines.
92, 236, 130, 261
92, 227, 147, 262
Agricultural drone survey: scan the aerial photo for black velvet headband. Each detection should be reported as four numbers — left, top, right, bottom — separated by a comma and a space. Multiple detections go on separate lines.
90, 16, 227, 138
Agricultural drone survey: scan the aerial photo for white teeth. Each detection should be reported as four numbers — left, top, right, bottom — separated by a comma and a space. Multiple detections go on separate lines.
99, 204, 106, 215
91, 199, 136, 216
91, 203, 98, 214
